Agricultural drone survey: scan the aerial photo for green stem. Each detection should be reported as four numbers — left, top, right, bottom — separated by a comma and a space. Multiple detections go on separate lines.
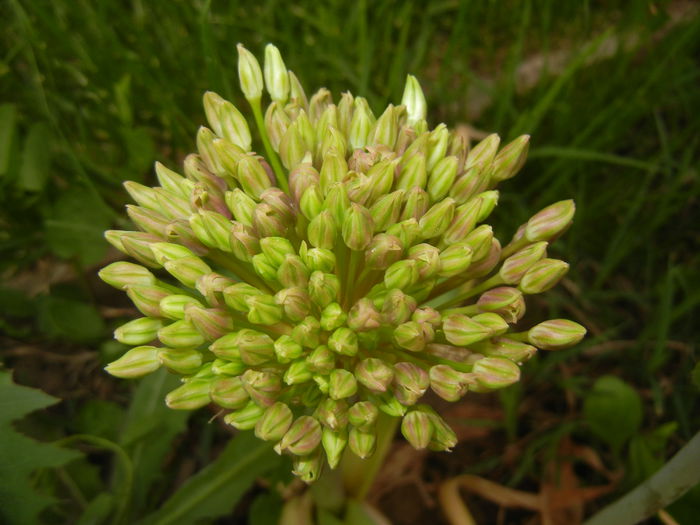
427, 274, 504, 310
249, 98, 289, 194
343, 250, 362, 310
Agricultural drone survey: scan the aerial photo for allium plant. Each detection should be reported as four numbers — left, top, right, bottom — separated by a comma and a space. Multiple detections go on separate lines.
100, 44, 586, 485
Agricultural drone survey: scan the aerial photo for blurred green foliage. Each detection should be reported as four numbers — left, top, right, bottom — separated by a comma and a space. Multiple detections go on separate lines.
1, 0, 699, 523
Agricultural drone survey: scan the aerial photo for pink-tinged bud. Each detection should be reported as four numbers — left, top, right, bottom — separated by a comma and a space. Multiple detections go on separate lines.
345, 172, 373, 206
370, 190, 404, 232
306, 345, 336, 374
150, 242, 195, 265
289, 157, 319, 203
465, 133, 500, 172
328, 369, 358, 400
236, 44, 263, 102
525, 200, 575, 242
210, 377, 249, 409
114, 317, 163, 346
213, 137, 246, 179
319, 151, 348, 196
99, 262, 156, 290
429, 365, 470, 401
127, 205, 170, 236
319, 126, 347, 161
482, 337, 537, 364
472, 357, 520, 391
163, 256, 212, 288
163, 220, 208, 256
255, 401, 293, 442
126, 284, 171, 318
105, 230, 162, 268
225, 400, 265, 430
274, 334, 303, 363
288, 70, 308, 110
328, 327, 358, 357
315, 398, 349, 430
223, 282, 264, 312
154, 187, 192, 219
277, 255, 309, 288
415, 406, 458, 451
349, 427, 376, 459
442, 314, 492, 347
449, 165, 491, 204
246, 294, 284, 325
195, 272, 235, 308
203, 92, 252, 151
322, 427, 348, 469
242, 369, 282, 407
225, 188, 256, 226
393, 321, 426, 352
284, 359, 313, 385
157, 319, 205, 348
237, 155, 272, 200
381, 289, 417, 326
528, 319, 586, 350
252, 202, 289, 238
443, 198, 481, 245
124, 180, 160, 211
166, 379, 211, 410
438, 242, 473, 278
275, 287, 312, 322
401, 187, 430, 222
393, 362, 430, 406
158, 348, 203, 375
519, 258, 569, 294
419, 198, 455, 239
291, 316, 321, 349
342, 203, 374, 251
472, 312, 508, 336
347, 298, 382, 332
412, 307, 442, 327
408, 243, 441, 279
190, 210, 232, 252
489, 134, 529, 183
464, 224, 494, 261
499, 242, 547, 284
396, 152, 427, 191
462, 238, 501, 279
279, 416, 323, 456
401, 410, 433, 449
308, 271, 340, 308
355, 358, 394, 393
366, 159, 397, 203
386, 218, 421, 248
320, 302, 347, 332
365, 234, 403, 270
477, 287, 526, 324
428, 155, 459, 203
231, 329, 275, 365
261, 187, 295, 221
348, 401, 379, 430
185, 305, 233, 341
160, 295, 203, 321
426, 124, 449, 172
105, 346, 160, 378
196, 127, 224, 175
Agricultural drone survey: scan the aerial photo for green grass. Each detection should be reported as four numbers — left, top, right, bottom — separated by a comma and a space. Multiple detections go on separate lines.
2, 0, 700, 523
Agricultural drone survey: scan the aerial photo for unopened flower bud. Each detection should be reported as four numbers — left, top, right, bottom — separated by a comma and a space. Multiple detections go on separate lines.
225, 189, 256, 227
328, 327, 358, 357
477, 287, 526, 324
519, 258, 569, 294
342, 203, 373, 251
164, 256, 212, 288
237, 44, 263, 102
401, 410, 433, 449
280, 416, 323, 456
347, 298, 382, 332
464, 224, 494, 261
408, 243, 441, 279
126, 284, 171, 318
412, 307, 441, 327
190, 210, 232, 251
158, 348, 203, 375
185, 305, 233, 341
393, 321, 426, 352
365, 234, 403, 270
284, 359, 313, 385
527, 319, 586, 350
370, 190, 404, 232
322, 427, 348, 469
157, 319, 204, 348
242, 369, 282, 407
315, 398, 349, 431
396, 153, 427, 191
472, 312, 508, 336
300, 184, 323, 220
381, 289, 417, 326
349, 427, 376, 459
319, 151, 348, 196
275, 287, 311, 322
367, 391, 407, 417
293, 451, 324, 483
308, 271, 340, 308
114, 317, 163, 346
475, 190, 499, 222
203, 92, 252, 151
355, 358, 394, 392
429, 365, 470, 402
465, 133, 500, 172
237, 156, 272, 200
525, 200, 575, 242
246, 294, 284, 325
442, 314, 492, 347
308, 210, 337, 249
384, 259, 419, 290
255, 401, 293, 442
499, 242, 548, 283
263, 43, 290, 104
105, 346, 160, 378
426, 124, 449, 172
462, 238, 501, 279
401, 75, 427, 127
302, 246, 336, 273
472, 357, 520, 391
154, 161, 192, 200
166, 379, 211, 410
348, 401, 379, 430
366, 159, 397, 202
223, 282, 263, 312
427, 155, 458, 202
386, 217, 421, 248
328, 369, 358, 400
307, 345, 335, 374
233, 329, 275, 365
489, 134, 529, 182
99, 262, 155, 290
291, 316, 321, 348
370, 104, 398, 150
210, 377, 249, 409
105, 231, 162, 267
225, 400, 265, 430
320, 302, 347, 332
393, 362, 430, 406
324, 182, 351, 226
438, 242, 473, 277
482, 337, 537, 363
419, 198, 455, 239
274, 334, 304, 363
349, 97, 375, 150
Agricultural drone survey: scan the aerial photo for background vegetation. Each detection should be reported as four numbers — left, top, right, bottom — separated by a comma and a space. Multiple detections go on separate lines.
1, 1, 699, 523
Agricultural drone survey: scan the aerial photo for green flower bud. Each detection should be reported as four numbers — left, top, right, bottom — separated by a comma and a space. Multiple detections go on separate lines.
449, 166, 490, 205
322, 427, 348, 469
366, 159, 398, 203
525, 200, 575, 242
237, 44, 263, 102
342, 203, 373, 251
527, 319, 586, 350
307, 345, 336, 374
369, 187, 403, 231
408, 243, 441, 279
213, 137, 245, 178
308, 271, 340, 308
355, 358, 394, 393
427, 155, 458, 203
465, 133, 500, 172
185, 305, 233, 341
349, 97, 375, 150
477, 287, 526, 324
396, 153, 427, 191
242, 369, 282, 407
302, 246, 336, 273
105, 231, 162, 267
292, 451, 324, 483
315, 103, 339, 144
426, 124, 449, 172
481, 337, 537, 364
150, 242, 195, 265
519, 258, 569, 294
429, 365, 470, 402
237, 156, 272, 200
381, 289, 417, 326
370, 104, 398, 150
195, 272, 234, 308
471, 357, 520, 391
229, 329, 275, 365
255, 401, 293, 442
300, 184, 323, 220
401, 410, 433, 449
263, 44, 290, 104
499, 242, 548, 284
346, 173, 373, 212
442, 314, 492, 347
412, 306, 441, 326
464, 224, 494, 261
223, 282, 264, 312
124, 181, 160, 212
225, 189, 256, 227
418, 198, 455, 239
154, 161, 192, 200
164, 219, 209, 257
284, 359, 313, 385
288, 69, 308, 108
401, 75, 427, 127
346, 298, 382, 332
384, 259, 419, 290
315, 398, 349, 430
246, 294, 284, 325
472, 312, 508, 336
157, 295, 201, 323
437, 242, 472, 278
490, 134, 529, 182
279, 416, 323, 456
210, 376, 249, 409
105, 346, 160, 378
462, 238, 501, 279
211, 358, 246, 376
127, 204, 171, 236
277, 255, 309, 288
415, 406, 457, 451
163, 256, 211, 288
319, 126, 347, 161
190, 210, 232, 251
349, 427, 376, 459
166, 379, 211, 410
307, 210, 337, 249
291, 316, 321, 348
365, 234, 404, 270
257, 236, 293, 266
393, 321, 426, 352
196, 126, 224, 175
328, 327, 358, 357
274, 334, 304, 363
319, 151, 348, 196
225, 400, 265, 430
367, 391, 407, 417
125, 283, 171, 318
253, 202, 290, 238
157, 319, 205, 348
114, 317, 163, 346
348, 401, 379, 430
99, 262, 156, 290
275, 287, 312, 322
337, 91, 354, 137
203, 92, 252, 151
473, 190, 499, 223
320, 302, 347, 332
393, 362, 430, 406
328, 369, 358, 400
158, 348, 203, 375
288, 157, 319, 203
324, 182, 351, 226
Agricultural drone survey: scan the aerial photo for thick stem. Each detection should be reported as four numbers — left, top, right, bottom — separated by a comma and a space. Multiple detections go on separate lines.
583, 430, 700, 525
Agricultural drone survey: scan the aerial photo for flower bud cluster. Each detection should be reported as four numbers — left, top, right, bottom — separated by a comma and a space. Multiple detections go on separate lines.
101, 44, 585, 482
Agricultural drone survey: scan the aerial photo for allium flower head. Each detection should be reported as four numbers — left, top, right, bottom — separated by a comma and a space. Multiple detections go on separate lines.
100, 44, 586, 482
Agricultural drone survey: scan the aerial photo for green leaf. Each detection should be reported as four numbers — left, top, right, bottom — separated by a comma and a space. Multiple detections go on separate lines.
18, 122, 52, 191
0, 371, 81, 525
119, 370, 190, 515
344, 501, 385, 525
249, 492, 284, 525
45, 186, 111, 266
74, 400, 125, 441
138, 431, 282, 525
37, 295, 106, 342
0, 103, 17, 176
583, 375, 643, 452
76, 493, 114, 525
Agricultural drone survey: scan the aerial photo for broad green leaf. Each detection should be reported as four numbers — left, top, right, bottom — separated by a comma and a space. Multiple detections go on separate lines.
138, 431, 282, 525
583, 375, 643, 452
18, 122, 51, 191
37, 295, 106, 342
0, 371, 81, 525
626, 421, 678, 487
76, 493, 114, 525
45, 186, 111, 265
0, 103, 17, 176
